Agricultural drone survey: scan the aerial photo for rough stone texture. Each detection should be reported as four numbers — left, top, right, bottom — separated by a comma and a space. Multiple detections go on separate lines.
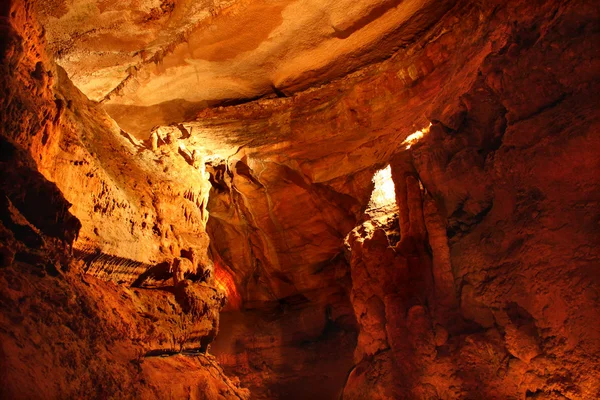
0, 122, 248, 398
3, 0, 219, 286
32, 0, 456, 137
1, 1, 248, 398
189, 0, 599, 397
0, 257, 249, 399
1, 0, 599, 398
0, 223, 248, 400
211, 299, 357, 400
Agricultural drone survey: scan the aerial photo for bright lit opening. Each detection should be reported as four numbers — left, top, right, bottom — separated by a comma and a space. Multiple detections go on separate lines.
402, 123, 432, 149
344, 164, 399, 248
367, 165, 397, 212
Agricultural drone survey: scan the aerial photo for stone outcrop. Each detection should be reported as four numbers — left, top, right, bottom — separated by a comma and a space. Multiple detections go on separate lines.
1, 1, 247, 398
185, 0, 599, 397
3, 0, 219, 287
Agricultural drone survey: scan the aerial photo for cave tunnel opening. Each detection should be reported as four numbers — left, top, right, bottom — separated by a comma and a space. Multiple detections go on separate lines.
366, 164, 397, 215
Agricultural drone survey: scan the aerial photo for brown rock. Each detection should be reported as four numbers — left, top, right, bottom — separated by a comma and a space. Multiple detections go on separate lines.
1, 0, 599, 398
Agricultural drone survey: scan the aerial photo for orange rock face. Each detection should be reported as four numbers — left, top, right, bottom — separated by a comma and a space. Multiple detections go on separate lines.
1, 1, 247, 398
1, 0, 599, 398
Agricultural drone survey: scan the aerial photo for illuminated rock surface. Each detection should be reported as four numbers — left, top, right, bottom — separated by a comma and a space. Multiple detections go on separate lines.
1, 0, 599, 398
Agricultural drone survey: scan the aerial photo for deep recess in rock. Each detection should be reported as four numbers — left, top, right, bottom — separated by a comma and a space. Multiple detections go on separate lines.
1, 0, 599, 399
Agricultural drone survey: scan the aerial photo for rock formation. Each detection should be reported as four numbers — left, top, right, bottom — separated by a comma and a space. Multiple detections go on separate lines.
1, 0, 599, 398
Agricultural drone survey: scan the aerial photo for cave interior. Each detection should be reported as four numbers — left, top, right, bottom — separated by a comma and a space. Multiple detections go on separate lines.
0, 0, 599, 399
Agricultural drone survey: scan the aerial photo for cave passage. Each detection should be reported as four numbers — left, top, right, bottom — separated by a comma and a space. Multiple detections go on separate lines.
1, 0, 599, 399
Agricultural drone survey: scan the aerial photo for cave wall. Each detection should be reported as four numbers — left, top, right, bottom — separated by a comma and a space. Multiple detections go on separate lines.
0, 0, 598, 398
1, 1, 248, 398
186, 0, 599, 397
349, 0, 600, 397
211, 303, 357, 400
2, 0, 217, 283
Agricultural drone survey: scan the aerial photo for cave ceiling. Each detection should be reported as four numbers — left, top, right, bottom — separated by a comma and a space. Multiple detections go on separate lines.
34, 0, 455, 136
